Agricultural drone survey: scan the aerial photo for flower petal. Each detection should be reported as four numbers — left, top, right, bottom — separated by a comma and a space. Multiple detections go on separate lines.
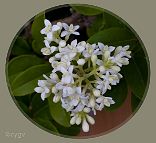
61, 31, 68, 37
50, 46, 57, 53
62, 23, 69, 30
34, 87, 43, 93
44, 40, 50, 48
52, 25, 60, 31
47, 32, 53, 41
44, 19, 51, 26
73, 32, 80, 35
71, 39, 77, 47
74, 25, 80, 30
77, 46, 85, 52
40, 28, 46, 34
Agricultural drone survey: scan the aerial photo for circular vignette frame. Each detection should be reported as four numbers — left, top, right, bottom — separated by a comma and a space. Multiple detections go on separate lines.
5, 3, 151, 139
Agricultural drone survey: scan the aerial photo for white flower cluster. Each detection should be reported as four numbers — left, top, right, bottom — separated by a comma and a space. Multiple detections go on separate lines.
34, 19, 131, 132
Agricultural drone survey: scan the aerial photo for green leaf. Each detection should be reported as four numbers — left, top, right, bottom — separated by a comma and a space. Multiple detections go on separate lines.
87, 27, 135, 45
71, 4, 104, 16
87, 12, 124, 37
48, 96, 71, 127
122, 58, 146, 99
11, 64, 51, 96
11, 37, 32, 56
7, 55, 45, 83
33, 105, 58, 133
102, 11, 124, 29
18, 101, 30, 115
131, 94, 142, 112
105, 78, 128, 111
87, 14, 106, 37
31, 11, 45, 54
52, 121, 81, 136
132, 43, 149, 85
31, 93, 48, 114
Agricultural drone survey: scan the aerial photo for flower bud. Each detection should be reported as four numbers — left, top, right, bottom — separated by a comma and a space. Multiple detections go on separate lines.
70, 116, 77, 125
112, 66, 120, 72
59, 40, 66, 47
89, 97, 95, 107
104, 51, 110, 59
77, 59, 85, 65
93, 89, 101, 97
91, 55, 97, 66
82, 118, 89, 132
99, 66, 105, 73
52, 86, 57, 94
76, 116, 81, 125
83, 107, 91, 113
41, 48, 51, 55
53, 95, 60, 103
50, 73, 59, 81
86, 115, 95, 125
49, 57, 55, 63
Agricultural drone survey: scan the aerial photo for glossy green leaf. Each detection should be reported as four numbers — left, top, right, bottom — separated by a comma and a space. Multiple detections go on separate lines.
48, 96, 71, 127
131, 93, 142, 112
132, 43, 149, 85
8, 55, 45, 83
31, 93, 48, 114
33, 105, 58, 133
122, 58, 146, 99
52, 121, 81, 136
87, 12, 124, 37
87, 14, 106, 37
11, 64, 51, 96
102, 11, 124, 29
31, 12, 45, 54
105, 78, 128, 111
71, 4, 104, 16
18, 101, 30, 115
11, 37, 32, 56
87, 27, 135, 45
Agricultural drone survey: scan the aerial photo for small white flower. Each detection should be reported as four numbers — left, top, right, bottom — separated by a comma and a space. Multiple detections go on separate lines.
61, 87, 87, 112
96, 96, 115, 110
42, 40, 58, 54
83, 43, 99, 58
96, 51, 121, 74
96, 77, 111, 94
61, 65, 74, 84
58, 40, 85, 62
61, 23, 80, 38
98, 42, 115, 54
70, 107, 95, 132
49, 73, 59, 83
41, 19, 61, 40
41, 47, 51, 55
34, 80, 51, 101
114, 45, 131, 58
51, 60, 71, 73
111, 54, 130, 67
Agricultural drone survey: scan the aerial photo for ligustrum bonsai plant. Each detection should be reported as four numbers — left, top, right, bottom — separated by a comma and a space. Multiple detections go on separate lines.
7, 4, 148, 136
